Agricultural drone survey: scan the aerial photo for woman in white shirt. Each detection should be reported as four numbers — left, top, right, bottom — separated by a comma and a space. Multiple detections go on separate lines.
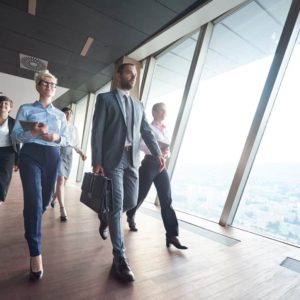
51, 107, 86, 221
0, 96, 19, 205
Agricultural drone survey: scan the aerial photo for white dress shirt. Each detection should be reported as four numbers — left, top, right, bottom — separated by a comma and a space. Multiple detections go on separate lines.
0, 119, 11, 147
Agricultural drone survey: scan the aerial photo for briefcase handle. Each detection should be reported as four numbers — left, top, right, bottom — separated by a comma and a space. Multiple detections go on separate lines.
89, 172, 105, 191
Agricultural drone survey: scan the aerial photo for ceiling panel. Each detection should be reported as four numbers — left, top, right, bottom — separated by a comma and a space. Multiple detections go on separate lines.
75, 0, 177, 35
156, 0, 207, 13
0, 3, 84, 53
0, 0, 27, 11
0, 0, 208, 107
37, 0, 148, 42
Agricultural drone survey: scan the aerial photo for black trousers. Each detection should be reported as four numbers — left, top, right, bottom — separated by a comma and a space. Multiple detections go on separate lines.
0, 146, 15, 201
126, 155, 179, 237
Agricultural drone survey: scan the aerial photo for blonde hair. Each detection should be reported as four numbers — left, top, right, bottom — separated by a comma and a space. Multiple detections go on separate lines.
152, 102, 166, 113
34, 69, 57, 85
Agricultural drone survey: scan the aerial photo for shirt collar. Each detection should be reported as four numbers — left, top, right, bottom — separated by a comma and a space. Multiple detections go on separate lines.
152, 120, 166, 130
117, 88, 130, 99
33, 100, 54, 110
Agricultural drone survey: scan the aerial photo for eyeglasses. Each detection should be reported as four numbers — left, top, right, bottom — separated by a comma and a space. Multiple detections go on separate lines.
39, 80, 57, 88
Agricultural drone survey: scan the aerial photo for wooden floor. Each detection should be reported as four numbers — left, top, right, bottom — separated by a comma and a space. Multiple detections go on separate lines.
1, 173, 300, 300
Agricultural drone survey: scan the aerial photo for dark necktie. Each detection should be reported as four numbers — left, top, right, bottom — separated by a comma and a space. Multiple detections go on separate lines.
124, 95, 133, 143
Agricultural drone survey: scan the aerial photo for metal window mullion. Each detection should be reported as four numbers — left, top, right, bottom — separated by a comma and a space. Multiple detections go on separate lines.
219, 0, 300, 226
76, 93, 96, 182
167, 23, 214, 178
140, 56, 156, 105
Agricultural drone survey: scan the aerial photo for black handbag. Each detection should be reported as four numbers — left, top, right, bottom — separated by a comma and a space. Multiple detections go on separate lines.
80, 172, 112, 221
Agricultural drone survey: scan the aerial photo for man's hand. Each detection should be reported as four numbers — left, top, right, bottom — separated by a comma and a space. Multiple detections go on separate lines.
93, 164, 105, 175
81, 153, 87, 161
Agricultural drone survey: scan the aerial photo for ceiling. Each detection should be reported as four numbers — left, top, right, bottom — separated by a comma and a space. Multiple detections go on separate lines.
0, 0, 208, 109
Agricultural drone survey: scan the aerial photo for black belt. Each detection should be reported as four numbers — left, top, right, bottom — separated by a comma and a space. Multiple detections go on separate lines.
124, 146, 132, 151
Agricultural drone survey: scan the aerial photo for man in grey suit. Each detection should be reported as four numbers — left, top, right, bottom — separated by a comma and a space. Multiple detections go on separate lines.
92, 63, 164, 282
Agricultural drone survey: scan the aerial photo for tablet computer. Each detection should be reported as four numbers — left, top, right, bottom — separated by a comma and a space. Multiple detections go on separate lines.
20, 120, 43, 131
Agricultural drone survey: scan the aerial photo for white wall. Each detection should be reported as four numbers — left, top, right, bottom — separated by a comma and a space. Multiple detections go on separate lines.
0, 72, 69, 118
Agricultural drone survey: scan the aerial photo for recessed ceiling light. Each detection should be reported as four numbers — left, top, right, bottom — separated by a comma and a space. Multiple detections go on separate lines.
28, 0, 37, 16
80, 37, 94, 56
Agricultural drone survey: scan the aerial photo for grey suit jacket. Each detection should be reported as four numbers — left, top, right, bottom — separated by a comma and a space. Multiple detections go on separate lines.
91, 89, 161, 169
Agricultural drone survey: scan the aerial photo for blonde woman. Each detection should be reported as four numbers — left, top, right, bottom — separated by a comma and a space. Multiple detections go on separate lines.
11, 70, 68, 280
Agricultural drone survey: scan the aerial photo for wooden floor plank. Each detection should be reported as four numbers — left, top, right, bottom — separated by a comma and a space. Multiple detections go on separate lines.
0, 173, 300, 300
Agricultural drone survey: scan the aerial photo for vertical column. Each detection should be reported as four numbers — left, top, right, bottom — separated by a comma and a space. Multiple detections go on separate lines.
76, 93, 96, 182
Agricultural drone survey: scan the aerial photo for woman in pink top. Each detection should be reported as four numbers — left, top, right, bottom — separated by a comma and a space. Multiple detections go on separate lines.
126, 102, 187, 250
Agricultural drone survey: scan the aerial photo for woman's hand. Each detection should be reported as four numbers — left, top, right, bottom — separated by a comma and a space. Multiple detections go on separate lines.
31, 122, 48, 136
156, 155, 165, 172
40, 133, 60, 142
81, 153, 87, 161
162, 147, 171, 159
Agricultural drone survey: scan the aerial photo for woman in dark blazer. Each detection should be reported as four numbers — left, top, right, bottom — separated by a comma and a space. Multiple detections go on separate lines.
0, 95, 19, 205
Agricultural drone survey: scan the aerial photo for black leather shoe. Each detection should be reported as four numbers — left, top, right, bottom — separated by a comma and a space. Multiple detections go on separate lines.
166, 236, 188, 250
99, 221, 108, 240
127, 217, 138, 232
30, 260, 43, 280
112, 257, 135, 282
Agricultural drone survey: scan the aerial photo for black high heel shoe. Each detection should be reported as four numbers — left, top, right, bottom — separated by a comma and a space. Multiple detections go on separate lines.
166, 236, 188, 250
30, 259, 43, 280
50, 193, 56, 208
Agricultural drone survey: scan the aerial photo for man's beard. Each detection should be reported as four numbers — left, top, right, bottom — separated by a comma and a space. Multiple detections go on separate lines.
120, 80, 133, 90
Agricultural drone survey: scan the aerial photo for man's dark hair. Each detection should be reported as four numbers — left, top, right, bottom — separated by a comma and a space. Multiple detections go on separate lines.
61, 107, 72, 113
0, 95, 13, 106
117, 63, 135, 74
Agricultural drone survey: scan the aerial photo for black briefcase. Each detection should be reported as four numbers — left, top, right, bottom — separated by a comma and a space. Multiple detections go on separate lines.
80, 172, 112, 220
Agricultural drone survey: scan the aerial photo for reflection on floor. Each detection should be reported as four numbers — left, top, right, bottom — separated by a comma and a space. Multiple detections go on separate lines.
1, 174, 300, 300
141, 206, 240, 247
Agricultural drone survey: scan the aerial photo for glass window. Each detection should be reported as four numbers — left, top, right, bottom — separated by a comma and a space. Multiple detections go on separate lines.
145, 32, 199, 136
233, 30, 300, 247
143, 32, 198, 202
171, 0, 292, 221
